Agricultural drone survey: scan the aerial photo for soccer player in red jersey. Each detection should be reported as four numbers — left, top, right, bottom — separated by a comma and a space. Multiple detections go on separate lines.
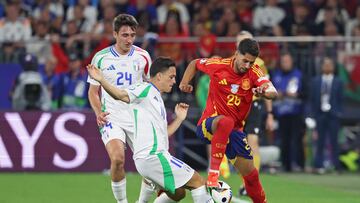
180, 38, 277, 203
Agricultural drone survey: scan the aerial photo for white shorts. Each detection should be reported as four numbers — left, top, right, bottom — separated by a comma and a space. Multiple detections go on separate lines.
135, 152, 194, 194
100, 114, 134, 148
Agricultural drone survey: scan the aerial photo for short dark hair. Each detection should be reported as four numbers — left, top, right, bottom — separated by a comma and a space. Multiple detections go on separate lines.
237, 38, 259, 57
113, 14, 138, 32
150, 57, 176, 77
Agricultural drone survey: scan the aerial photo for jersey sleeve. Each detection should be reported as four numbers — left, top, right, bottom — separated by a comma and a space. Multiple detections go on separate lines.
250, 64, 270, 87
140, 51, 152, 80
195, 58, 221, 76
125, 83, 151, 104
87, 53, 103, 86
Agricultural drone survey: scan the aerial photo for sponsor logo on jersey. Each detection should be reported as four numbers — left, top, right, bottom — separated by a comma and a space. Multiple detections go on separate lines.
231, 84, 239, 93
218, 79, 228, 85
241, 79, 250, 90
106, 65, 115, 70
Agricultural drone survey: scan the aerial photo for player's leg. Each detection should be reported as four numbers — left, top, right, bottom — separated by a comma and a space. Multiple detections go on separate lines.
154, 188, 185, 203
137, 153, 213, 203
208, 115, 234, 187
137, 178, 156, 203
102, 122, 129, 203
239, 133, 260, 196
233, 157, 266, 203
155, 172, 213, 203
105, 139, 127, 203
227, 130, 266, 203
184, 171, 214, 203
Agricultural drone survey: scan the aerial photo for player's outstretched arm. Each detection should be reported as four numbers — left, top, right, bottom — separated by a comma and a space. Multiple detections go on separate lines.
86, 64, 130, 103
253, 82, 278, 99
168, 103, 189, 136
179, 60, 197, 93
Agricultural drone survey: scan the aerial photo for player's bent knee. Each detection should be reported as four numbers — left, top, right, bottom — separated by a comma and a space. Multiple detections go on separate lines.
110, 153, 125, 168
213, 115, 235, 132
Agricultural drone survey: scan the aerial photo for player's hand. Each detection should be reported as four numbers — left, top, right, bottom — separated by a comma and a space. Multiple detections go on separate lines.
179, 83, 193, 93
86, 64, 104, 82
252, 83, 269, 97
96, 112, 110, 127
174, 103, 189, 121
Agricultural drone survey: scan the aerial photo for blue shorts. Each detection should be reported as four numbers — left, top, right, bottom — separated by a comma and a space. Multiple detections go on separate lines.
196, 116, 253, 160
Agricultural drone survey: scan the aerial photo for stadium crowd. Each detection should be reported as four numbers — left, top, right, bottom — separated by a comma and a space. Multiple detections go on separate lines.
1, 0, 360, 174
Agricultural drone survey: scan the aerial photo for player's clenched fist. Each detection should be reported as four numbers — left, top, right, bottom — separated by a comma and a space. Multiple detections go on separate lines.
179, 83, 193, 93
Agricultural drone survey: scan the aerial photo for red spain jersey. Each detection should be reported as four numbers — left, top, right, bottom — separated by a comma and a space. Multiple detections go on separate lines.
196, 57, 269, 130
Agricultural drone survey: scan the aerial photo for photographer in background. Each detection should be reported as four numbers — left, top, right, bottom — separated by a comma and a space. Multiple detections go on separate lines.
11, 53, 51, 111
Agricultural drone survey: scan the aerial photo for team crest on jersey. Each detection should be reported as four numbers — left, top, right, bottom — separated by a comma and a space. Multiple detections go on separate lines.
231, 84, 239, 94
133, 60, 140, 71
241, 79, 250, 90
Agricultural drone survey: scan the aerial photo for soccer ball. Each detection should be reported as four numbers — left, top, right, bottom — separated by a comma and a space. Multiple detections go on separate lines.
210, 181, 232, 203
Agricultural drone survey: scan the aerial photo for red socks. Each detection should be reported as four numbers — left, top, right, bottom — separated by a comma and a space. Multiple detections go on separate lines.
210, 116, 234, 171
243, 169, 267, 203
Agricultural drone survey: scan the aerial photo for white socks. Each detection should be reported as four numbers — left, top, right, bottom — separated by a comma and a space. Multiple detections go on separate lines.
112, 179, 128, 203
191, 186, 214, 203
137, 179, 155, 203
153, 193, 176, 203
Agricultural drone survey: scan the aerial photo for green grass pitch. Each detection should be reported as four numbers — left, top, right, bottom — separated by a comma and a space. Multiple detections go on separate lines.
0, 172, 359, 203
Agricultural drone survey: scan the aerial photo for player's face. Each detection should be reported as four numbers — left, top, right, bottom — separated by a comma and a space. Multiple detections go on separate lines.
113, 25, 136, 54
234, 51, 256, 74
160, 66, 177, 93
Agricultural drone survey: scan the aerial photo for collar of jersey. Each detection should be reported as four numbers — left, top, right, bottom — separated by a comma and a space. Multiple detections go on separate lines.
110, 45, 135, 57
150, 82, 160, 93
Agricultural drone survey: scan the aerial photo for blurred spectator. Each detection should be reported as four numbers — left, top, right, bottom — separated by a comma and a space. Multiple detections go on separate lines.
315, 0, 349, 28
57, 52, 89, 110
92, 5, 117, 35
157, 0, 190, 35
315, 6, 344, 35
66, 0, 97, 29
0, 1, 31, 63
114, 0, 129, 14
26, 20, 53, 65
50, 32, 69, 74
193, 22, 216, 58
11, 53, 51, 111
126, 0, 158, 32
31, 0, 64, 33
252, 0, 285, 35
309, 57, 343, 173
69, 4, 95, 33
280, 3, 315, 36
272, 53, 304, 172
346, 6, 360, 37
236, 0, 254, 29
193, 4, 214, 32
62, 19, 90, 59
